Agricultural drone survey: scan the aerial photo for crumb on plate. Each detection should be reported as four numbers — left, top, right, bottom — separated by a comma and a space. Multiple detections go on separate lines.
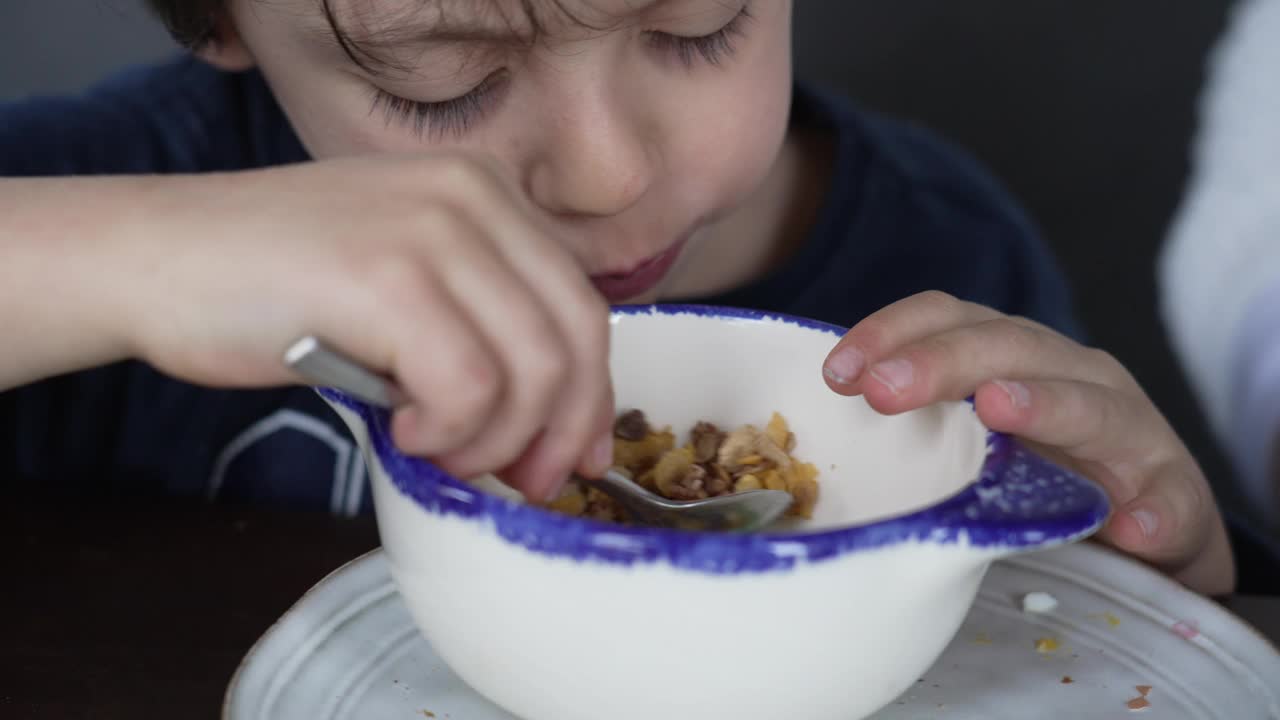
1021, 591, 1059, 613
1171, 620, 1199, 640
1034, 637, 1060, 653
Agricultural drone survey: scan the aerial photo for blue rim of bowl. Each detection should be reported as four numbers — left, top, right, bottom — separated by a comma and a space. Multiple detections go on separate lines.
321, 304, 1111, 574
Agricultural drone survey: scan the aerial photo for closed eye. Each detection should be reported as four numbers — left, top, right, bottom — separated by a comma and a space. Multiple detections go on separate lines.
368, 71, 508, 140
646, 4, 753, 68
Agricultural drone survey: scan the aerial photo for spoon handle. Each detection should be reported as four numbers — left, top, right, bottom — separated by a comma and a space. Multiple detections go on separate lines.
283, 336, 406, 409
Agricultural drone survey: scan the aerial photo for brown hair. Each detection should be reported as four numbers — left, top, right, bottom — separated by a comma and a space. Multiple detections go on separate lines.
144, 0, 223, 48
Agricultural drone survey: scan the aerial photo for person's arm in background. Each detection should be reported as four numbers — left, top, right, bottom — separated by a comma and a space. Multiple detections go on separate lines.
1160, 0, 1280, 526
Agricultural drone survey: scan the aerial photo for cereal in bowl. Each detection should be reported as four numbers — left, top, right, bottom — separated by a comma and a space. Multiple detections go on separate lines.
545, 409, 820, 524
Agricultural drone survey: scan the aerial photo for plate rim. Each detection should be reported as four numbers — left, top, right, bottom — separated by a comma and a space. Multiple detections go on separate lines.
221, 548, 386, 720
223, 542, 1280, 719
1006, 542, 1280, 659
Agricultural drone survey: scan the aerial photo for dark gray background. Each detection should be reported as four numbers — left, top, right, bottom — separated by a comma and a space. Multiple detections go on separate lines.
0, 1, 1248, 517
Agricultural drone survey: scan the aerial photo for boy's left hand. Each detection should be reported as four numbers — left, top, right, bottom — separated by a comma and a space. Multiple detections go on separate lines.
821, 291, 1235, 596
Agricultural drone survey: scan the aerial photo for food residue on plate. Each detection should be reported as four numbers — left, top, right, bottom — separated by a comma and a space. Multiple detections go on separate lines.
1034, 637, 1060, 653
1087, 611, 1122, 627
545, 409, 820, 525
1021, 591, 1059, 613
1125, 685, 1154, 711
421, 711, 436, 718
1061, 676, 1074, 684
1172, 619, 1200, 640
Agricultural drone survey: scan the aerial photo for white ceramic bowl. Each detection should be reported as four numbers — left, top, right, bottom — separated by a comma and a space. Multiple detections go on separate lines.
320, 305, 1109, 720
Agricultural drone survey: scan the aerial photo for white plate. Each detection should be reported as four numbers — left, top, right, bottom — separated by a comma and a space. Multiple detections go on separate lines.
224, 543, 1280, 720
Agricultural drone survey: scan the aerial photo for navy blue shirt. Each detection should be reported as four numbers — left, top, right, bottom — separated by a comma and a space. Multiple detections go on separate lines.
0, 56, 1079, 515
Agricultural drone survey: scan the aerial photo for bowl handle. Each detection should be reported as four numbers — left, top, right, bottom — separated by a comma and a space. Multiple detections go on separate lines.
937, 433, 1111, 555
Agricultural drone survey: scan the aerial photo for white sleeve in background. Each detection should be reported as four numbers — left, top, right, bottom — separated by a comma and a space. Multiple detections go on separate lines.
1232, 283, 1280, 515
1159, 0, 1280, 521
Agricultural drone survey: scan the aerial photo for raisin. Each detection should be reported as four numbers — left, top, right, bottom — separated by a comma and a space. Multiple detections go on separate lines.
703, 463, 733, 496
613, 409, 649, 441
584, 488, 624, 522
667, 464, 708, 501
690, 421, 725, 463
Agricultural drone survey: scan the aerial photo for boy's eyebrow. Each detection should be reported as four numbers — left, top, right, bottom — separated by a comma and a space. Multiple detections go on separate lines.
313, 0, 679, 74
308, 0, 542, 75
353, 18, 536, 48
316, 0, 677, 50
316, 0, 558, 50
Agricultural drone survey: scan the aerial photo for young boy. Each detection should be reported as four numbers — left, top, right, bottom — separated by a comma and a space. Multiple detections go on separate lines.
0, 0, 1237, 595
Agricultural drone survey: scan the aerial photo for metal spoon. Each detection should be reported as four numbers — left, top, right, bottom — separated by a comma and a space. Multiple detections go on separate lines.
284, 336, 794, 532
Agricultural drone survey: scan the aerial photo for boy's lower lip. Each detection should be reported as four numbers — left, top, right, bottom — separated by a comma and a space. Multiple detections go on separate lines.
590, 237, 689, 302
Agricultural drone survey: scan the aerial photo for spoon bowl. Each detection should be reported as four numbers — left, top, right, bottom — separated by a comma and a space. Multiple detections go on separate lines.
580, 467, 793, 531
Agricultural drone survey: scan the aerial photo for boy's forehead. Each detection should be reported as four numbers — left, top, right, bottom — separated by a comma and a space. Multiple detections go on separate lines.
311, 0, 737, 41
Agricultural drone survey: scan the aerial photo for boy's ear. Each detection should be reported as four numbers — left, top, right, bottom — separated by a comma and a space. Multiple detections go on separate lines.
194, 10, 255, 72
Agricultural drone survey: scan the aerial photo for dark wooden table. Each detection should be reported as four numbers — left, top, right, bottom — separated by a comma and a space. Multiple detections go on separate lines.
2, 496, 1277, 719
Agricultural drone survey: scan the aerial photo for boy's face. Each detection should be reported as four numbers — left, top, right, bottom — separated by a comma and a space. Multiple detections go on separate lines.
226, 0, 794, 302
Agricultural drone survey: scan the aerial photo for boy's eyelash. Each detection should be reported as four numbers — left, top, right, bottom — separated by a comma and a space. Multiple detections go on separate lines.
646, 4, 753, 68
368, 5, 752, 139
369, 73, 505, 140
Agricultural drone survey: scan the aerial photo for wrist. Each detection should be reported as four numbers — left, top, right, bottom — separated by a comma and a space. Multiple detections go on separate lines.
0, 174, 221, 386
104, 172, 250, 362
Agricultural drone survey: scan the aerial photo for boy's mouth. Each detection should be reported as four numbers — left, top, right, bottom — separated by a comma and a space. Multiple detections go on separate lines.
589, 236, 689, 303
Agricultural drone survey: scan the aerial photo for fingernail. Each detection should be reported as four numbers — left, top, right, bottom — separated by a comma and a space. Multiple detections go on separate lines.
590, 433, 614, 474
869, 358, 914, 395
824, 346, 866, 384
1130, 508, 1159, 539
993, 379, 1031, 409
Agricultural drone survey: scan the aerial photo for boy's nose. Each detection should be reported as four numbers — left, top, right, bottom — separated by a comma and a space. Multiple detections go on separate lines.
525, 103, 655, 219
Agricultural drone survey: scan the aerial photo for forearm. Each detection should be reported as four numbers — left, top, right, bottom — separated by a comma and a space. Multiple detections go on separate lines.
0, 175, 173, 390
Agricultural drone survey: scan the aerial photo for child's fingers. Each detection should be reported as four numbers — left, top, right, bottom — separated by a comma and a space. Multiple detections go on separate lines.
424, 235, 572, 490
497, 277, 611, 500
374, 278, 504, 459
973, 378, 1170, 498
475, 186, 616, 498
973, 378, 1230, 590
505, 371, 616, 501
498, 300, 613, 501
823, 291, 1003, 388
856, 318, 1117, 415
401, 155, 614, 499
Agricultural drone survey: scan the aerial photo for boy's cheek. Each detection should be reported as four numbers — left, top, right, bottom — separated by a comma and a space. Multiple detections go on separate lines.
665, 14, 793, 206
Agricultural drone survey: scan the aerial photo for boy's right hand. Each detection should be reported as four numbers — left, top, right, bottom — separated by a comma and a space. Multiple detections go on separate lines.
119, 154, 614, 501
